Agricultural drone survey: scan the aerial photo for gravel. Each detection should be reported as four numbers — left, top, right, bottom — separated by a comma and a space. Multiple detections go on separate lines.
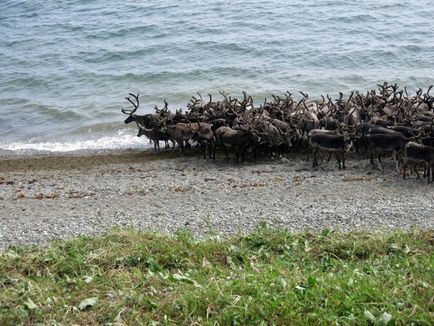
0, 151, 433, 248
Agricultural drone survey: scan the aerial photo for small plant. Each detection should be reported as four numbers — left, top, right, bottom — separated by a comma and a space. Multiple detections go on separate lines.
0, 227, 432, 324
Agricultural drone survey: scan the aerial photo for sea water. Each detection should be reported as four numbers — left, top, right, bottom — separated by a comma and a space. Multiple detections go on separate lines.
1, 0, 433, 153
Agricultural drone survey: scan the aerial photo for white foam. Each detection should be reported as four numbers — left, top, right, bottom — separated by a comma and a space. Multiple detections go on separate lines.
0, 130, 151, 153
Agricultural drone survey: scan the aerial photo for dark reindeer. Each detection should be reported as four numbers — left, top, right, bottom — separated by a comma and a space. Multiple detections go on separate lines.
309, 132, 353, 170
401, 142, 434, 183
121, 93, 155, 128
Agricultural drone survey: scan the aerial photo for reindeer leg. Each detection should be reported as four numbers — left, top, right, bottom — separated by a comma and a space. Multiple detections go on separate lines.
177, 139, 185, 155
377, 154, 383, 172
312, 148, 318, 168
397, 158, 404, 176
393, 153, 401, 175
394, 160, 400, 175
241, 146, 246, 163
413, 164, 420, 179
239, 144, 248, 163
335, 152, 341, 170
311, 149, 315, 167
402, 160, 407, 179
410, 163, 416, 176
201, 142, 205, 159
204, 142, 208, 159
394, 151, 402, 175
342, 152, 346, 170
222, 144, 229, 160
316, 151, 325, 163
316, 149, 321, 167
205, 141, 209, 159
431, 163, 434, 183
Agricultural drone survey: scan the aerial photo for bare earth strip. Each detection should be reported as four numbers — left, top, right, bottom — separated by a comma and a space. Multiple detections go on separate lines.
0, 150, 433, 248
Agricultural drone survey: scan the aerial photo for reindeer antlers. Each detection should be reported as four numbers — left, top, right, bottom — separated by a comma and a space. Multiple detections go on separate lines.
299, 91, 309, 99
121, 93, 140, 115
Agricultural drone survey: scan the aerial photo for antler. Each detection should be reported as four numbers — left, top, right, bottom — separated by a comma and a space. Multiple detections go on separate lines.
426, 85, 433, 97
299, 91, 309, 99
196, 92, 204, 106
346, 91, 354, 106
121, 93, 140, 115
327, 94, 336, 109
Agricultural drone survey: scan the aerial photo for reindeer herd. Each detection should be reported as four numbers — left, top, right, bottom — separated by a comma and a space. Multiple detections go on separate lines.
121, 83, 434, 183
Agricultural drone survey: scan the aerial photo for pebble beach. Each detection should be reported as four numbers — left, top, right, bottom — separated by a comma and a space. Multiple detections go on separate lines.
1, 150, 433, 249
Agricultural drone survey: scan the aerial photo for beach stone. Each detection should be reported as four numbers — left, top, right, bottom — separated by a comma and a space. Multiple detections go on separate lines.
0, 152, 433, 248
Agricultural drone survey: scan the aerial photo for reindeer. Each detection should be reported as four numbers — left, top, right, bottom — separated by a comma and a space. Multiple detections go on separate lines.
121, 93, 170, 148
366, 133, 410, 172
136, 123, 175, 154
164, 122, 198, 153
309, 132, 353, 169
254, 120, 290, 156
401, 142, 434, 183
189, 122, 215, 159
215, 125, 260, 163
121, 93, 155, 128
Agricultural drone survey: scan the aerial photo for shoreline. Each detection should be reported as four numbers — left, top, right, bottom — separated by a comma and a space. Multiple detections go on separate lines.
0, 148, 174, 172
1, 149, 433, 249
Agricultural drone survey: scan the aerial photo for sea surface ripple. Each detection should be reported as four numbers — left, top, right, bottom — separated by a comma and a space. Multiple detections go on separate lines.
1, 0, 433, 152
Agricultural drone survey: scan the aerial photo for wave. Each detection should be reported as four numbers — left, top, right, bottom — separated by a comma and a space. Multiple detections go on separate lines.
79, 48, 161, 64
85, 25, 160, 40
0, 130, 151, 154
334, 14, 378, 23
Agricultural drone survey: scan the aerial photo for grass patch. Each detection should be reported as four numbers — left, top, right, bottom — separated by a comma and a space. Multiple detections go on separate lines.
1, 227, 433, 325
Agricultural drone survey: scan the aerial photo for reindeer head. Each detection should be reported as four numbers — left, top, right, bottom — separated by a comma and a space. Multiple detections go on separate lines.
121, 93, 140, 124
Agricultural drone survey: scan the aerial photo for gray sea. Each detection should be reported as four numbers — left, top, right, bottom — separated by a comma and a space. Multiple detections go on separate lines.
1, 0, 433, 153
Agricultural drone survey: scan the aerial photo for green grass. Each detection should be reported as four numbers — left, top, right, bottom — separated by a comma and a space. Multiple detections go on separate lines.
1, 227, 433, 325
